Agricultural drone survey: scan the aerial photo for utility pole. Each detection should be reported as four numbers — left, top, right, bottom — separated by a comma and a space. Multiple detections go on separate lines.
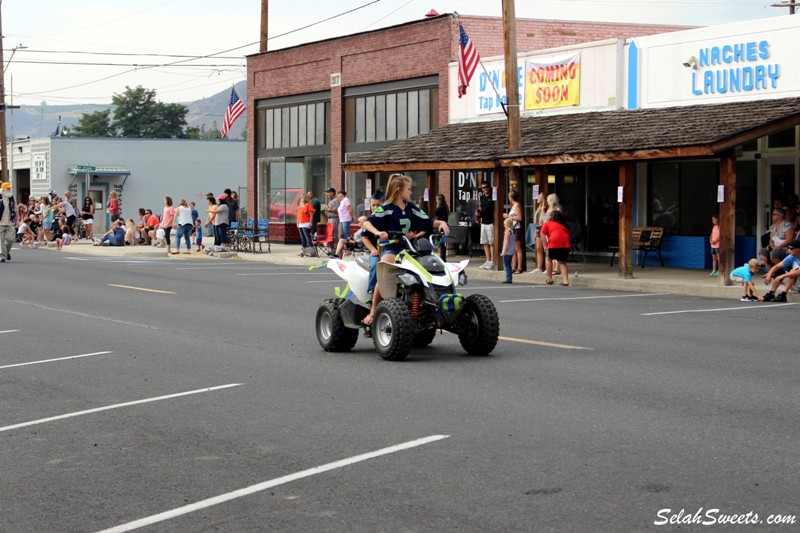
494, 0, 522, 270
771, 2, 798, 14
260, 0, 269, 52
0, 4, 9, 184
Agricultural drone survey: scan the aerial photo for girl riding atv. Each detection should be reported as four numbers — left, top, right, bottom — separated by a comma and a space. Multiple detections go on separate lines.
360, 174, 449, 326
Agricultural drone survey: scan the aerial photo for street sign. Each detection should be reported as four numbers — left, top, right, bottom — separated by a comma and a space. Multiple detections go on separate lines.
77, 165, 96, 172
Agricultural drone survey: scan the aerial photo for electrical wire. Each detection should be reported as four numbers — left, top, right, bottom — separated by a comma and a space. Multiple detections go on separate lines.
19, 0, 384, 98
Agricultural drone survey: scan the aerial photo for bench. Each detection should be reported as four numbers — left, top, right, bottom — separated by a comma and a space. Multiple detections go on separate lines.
609, 226, 665, 267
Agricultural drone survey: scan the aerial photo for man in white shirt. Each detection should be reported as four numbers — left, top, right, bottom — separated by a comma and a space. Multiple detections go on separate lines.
0, 182, 17, 262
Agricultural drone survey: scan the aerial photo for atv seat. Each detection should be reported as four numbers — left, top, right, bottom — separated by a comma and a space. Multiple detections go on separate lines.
355, 255, 371, 271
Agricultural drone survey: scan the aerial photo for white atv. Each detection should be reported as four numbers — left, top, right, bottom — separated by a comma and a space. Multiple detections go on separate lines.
315, 232, 500, 361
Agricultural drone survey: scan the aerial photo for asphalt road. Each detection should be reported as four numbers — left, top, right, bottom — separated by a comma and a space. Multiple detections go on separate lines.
1, 248, 798, 532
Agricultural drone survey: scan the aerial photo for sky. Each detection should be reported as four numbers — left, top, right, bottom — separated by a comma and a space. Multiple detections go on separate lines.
2, 0, 789, 106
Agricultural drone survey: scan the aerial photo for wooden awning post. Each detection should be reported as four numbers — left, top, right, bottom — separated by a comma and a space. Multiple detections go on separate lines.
618, 161, 635, 279
494, 165, 508, 271
719, 152, 737, 286
426, 170, 437, 219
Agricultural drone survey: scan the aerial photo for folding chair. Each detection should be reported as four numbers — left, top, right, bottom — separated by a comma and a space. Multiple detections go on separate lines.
312, 223, 336, 257
250, 219, 270, 253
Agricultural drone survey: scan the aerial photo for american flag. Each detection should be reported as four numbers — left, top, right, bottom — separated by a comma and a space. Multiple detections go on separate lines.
221, 87, 245, 138
457, 22, 480, 98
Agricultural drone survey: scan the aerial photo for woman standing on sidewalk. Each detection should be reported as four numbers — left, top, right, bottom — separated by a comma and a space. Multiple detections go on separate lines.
80, 196, 95, 241
160, 196, 175, 254
296, 193, 315, 256
541, 209, 572, 286
173, 199, 194, 254
503, 190, 524, 273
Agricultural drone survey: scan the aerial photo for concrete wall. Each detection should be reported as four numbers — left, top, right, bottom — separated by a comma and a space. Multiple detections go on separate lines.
24, 137, 245, 223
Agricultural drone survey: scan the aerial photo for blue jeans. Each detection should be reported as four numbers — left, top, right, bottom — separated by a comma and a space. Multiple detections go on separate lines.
299, 226, 312, 248
214, 224, 228, 246
101, 235, 123, 246
367, 254, 380, 293
176, 224, 192, 250
503, 255, 513, 282
340, 221, 351, 240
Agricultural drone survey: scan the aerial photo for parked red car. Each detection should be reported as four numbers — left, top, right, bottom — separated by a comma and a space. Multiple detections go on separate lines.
269, 189, 302, 222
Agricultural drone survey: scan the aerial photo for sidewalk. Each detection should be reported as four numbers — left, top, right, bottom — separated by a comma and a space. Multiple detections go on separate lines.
35, 238, 794, 302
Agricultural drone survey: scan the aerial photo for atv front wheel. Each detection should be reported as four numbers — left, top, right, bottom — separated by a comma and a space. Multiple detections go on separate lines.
457, 294, 499, 355
373, 298, 414, 361
316, 299, 359, 352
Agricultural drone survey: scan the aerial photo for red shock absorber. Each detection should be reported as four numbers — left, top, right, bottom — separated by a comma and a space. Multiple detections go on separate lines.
411, 292, 423, 319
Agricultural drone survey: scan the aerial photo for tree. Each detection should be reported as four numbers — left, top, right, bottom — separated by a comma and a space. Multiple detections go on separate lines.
111, 85, 188, 138
184, 122, 222, 140
68, 109, 115, 137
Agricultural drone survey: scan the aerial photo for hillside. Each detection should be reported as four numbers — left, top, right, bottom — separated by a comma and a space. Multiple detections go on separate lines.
6, 80, 248, 140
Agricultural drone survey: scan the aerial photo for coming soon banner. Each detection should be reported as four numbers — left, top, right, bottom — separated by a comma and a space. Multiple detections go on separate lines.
524, 52, 581, 110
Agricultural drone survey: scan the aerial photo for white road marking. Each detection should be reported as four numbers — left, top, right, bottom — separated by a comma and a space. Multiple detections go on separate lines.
177, 266, 308, 270
96, 434, 449, 533
0, 384, 242, 434
65, 257, 89, 261
236, 272, 314, 276
12, 301, 161, 331
306, 279, 342, 283
500, 293, 668, 303
462, 285, 538, 290
0, 329, 19, 334
0, 351, 113, 370
643, 302, 797, 316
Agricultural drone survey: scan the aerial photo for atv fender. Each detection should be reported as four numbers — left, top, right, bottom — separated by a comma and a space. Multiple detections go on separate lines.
337, 299, 370, 329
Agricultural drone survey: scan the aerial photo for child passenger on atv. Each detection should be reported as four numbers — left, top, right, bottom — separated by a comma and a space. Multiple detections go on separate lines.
360, 174, 449, 326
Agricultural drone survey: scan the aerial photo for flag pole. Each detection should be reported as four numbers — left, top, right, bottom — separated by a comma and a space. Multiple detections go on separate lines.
454, 13, 508, 117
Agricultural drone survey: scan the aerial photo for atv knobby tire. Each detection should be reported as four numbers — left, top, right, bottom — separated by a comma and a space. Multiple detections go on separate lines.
457, 294, 499, 355
373, 298, 414, 361
316, 299, 359, 352
412, 327, 437, 348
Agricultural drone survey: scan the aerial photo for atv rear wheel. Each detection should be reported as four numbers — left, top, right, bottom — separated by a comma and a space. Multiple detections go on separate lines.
457, 294, 499, 355
316, 299, 359, 352
373, 298, 413, 361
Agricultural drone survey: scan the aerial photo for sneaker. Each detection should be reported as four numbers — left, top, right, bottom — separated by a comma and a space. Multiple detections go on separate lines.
762, 291, 775, 302
710, 271, 718, 277
740, 295, 750, 301
747, 295, 759, 301
773, 292, 787, 303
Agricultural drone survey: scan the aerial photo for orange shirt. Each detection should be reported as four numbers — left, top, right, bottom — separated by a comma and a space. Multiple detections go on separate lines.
297, 203, 315, 224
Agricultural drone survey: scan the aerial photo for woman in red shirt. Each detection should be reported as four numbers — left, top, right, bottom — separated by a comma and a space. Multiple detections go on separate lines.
296, 193, 315, 256
540, 209, 572, 286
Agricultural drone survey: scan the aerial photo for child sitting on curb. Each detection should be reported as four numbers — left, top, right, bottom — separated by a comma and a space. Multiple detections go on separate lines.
729, 259, 763, 301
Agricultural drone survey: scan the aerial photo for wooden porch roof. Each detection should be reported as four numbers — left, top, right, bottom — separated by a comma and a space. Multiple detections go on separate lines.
341, 97, 800, 172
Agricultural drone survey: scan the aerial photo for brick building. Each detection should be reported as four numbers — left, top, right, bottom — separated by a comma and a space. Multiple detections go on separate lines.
246, 13, 688, 242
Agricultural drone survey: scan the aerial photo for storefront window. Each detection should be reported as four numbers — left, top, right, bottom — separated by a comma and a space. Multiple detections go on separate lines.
258, 156, 329, 224
767, 126, 797, 150
259, 100, 329, 150
648, 161, 718, 236
450, 170, 495, 222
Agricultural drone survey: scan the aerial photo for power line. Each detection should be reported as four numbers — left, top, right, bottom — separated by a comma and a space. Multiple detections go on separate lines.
13, 60, 244, 68
18, 0, 384, 98
4, 48, 244, 60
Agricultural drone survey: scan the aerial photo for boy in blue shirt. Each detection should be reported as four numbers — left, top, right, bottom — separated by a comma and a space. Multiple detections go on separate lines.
729, 259, 763, 301
762, 239, 800, 302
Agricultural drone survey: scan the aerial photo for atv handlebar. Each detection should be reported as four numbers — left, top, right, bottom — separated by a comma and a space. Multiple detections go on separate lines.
378, 231, 446, 252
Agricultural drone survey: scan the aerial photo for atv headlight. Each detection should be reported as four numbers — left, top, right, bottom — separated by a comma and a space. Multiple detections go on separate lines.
458, 272, 468, 286
397, 272, 418, 286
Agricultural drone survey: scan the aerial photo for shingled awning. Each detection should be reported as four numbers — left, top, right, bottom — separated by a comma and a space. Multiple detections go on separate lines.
342, 97, 800, 171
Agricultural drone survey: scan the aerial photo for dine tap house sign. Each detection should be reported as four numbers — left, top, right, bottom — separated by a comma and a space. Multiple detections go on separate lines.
524, 53, 581, 110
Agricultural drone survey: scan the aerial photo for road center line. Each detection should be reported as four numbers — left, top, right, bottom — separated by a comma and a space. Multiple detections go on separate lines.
96, 434, 449, 533
0, 329, 19, 334
0, 351, 113, 370
499, 336, 592, 351
643, 302, 797, 316
0, 384, 242, 434
108, 284, 176, 294
306, 279, 343, 283
500, 293, 667, 303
